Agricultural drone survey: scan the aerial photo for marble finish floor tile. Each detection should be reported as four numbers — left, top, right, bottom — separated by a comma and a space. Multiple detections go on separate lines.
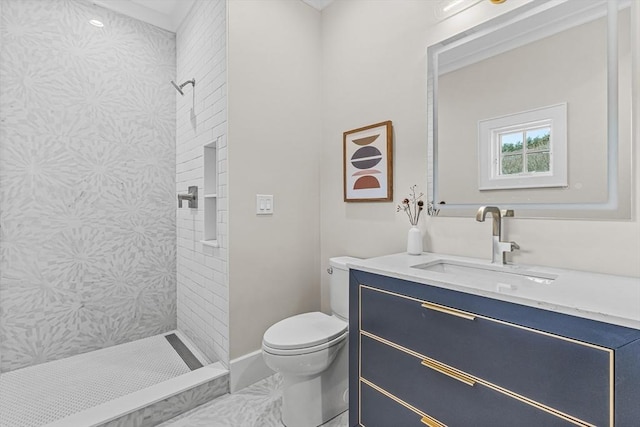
159, 374, 349, 427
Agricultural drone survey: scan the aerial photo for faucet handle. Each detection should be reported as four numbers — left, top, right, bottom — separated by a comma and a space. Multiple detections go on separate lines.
501, 209, 515, 218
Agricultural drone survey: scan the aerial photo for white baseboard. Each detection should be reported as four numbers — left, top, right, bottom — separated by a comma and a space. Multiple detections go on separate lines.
229, 349, 274, 393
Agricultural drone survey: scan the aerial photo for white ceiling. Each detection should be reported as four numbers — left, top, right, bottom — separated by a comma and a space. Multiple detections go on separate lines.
301, 0, 334, 10
90, 0, 333, 32
88, 0, 193, 31
129, 0, 180, 15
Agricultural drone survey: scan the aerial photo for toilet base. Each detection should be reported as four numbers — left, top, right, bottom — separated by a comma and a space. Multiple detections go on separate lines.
280, 342, 348, 427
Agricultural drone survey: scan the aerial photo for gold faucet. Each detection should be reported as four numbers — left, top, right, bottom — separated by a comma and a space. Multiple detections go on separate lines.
476, 206, 519, 264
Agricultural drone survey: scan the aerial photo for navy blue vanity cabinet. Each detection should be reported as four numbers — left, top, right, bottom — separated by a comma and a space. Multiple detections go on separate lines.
348, 269, 640, 427
359, 333, 577, 426
359, 380, 433, 427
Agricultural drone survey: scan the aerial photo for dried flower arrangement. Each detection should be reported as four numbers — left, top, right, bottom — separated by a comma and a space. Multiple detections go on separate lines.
397, 185, 424, 226
396, 185, 439, 225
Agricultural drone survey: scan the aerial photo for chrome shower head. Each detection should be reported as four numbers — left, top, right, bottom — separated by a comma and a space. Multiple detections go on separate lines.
171, 80, 184, 95
170, 78, 195, 96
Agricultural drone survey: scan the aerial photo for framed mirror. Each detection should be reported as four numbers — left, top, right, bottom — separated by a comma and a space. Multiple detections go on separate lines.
427, 0, 635, 219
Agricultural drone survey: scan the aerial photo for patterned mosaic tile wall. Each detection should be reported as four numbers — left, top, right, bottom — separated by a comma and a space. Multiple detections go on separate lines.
0, 0, 177, 372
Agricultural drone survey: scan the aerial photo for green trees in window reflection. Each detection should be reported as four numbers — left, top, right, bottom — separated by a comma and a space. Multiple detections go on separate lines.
501, 133, 550, 153
501, 133, 550, 175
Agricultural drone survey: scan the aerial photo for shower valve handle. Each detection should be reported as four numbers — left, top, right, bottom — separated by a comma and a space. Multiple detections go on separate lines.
178, 186, 198, 208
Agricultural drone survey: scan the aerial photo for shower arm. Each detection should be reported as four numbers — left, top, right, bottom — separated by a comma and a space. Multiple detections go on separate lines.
179, 79, 195, 89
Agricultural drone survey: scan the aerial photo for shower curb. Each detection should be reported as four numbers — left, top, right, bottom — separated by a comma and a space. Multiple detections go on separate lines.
43, 362, 228, 427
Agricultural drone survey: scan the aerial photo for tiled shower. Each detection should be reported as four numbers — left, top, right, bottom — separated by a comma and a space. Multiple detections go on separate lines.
0, 0, 229, 424
0, 0, 177, 373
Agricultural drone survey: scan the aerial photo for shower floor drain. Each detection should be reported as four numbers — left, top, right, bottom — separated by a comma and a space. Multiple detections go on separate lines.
0, 333, 201, 427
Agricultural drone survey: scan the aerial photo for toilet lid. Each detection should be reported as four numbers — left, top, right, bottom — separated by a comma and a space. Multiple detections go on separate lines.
263, 312, 347, 350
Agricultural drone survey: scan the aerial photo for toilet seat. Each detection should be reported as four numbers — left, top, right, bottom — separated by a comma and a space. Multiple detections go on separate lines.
263, 312, 347, 355
263, 330, 348, 356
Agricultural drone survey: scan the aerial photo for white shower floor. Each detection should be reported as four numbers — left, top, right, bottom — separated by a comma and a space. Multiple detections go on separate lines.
0, 333, 204, 427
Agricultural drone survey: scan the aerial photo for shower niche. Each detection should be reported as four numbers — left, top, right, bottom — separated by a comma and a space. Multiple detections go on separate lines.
202, 140, 218, 247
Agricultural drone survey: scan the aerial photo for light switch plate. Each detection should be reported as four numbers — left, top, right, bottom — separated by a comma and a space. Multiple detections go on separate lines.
256, 194, 273, 215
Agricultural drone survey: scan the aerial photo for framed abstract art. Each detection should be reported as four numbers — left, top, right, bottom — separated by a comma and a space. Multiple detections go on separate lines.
343, 121, 393, 202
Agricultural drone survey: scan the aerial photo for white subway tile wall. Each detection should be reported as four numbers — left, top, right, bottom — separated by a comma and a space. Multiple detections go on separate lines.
175, 0, 229, 365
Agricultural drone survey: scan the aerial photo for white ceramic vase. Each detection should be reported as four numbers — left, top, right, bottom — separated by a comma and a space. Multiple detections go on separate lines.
407, 226, 423, 255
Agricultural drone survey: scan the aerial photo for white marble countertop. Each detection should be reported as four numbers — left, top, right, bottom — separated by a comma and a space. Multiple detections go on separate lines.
348, 252, 640, 330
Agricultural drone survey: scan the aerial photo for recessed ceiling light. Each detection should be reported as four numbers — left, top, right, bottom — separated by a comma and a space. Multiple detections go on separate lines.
89, 19, 104, 27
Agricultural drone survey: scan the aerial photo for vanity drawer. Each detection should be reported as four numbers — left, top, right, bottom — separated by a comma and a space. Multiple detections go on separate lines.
359, 379, 445, 427
359, 285, 611, 426
359, 333, 586, 426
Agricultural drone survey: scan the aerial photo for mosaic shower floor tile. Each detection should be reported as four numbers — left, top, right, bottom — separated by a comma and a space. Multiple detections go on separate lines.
0, 333, 195, 427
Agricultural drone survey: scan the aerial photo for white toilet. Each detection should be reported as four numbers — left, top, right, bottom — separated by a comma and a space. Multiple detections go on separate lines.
262, 256, 359, 427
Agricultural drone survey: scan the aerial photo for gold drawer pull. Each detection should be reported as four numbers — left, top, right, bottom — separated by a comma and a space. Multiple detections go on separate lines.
420, 415, 446, 427
421, 302, 476, 321
421, 359, 476, 387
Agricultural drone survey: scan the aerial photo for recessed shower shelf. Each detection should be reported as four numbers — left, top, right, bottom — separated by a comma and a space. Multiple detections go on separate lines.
200, 240, 219, 248
204, 140, 218, 244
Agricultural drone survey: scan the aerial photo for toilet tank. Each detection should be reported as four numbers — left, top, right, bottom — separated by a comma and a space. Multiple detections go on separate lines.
329, 256, 361, 320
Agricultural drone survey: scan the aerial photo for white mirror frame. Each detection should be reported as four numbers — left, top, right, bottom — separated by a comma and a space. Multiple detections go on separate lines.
427, 0, 637, 220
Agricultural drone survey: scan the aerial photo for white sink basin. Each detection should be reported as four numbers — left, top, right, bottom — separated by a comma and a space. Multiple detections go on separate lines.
412, 260, 557, 291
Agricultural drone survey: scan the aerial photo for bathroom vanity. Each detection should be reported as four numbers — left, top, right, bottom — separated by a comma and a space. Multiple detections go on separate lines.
347, 253, 640, 427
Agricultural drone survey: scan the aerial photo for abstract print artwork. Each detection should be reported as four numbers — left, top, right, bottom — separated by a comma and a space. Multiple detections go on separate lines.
343, 121, 393, 202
